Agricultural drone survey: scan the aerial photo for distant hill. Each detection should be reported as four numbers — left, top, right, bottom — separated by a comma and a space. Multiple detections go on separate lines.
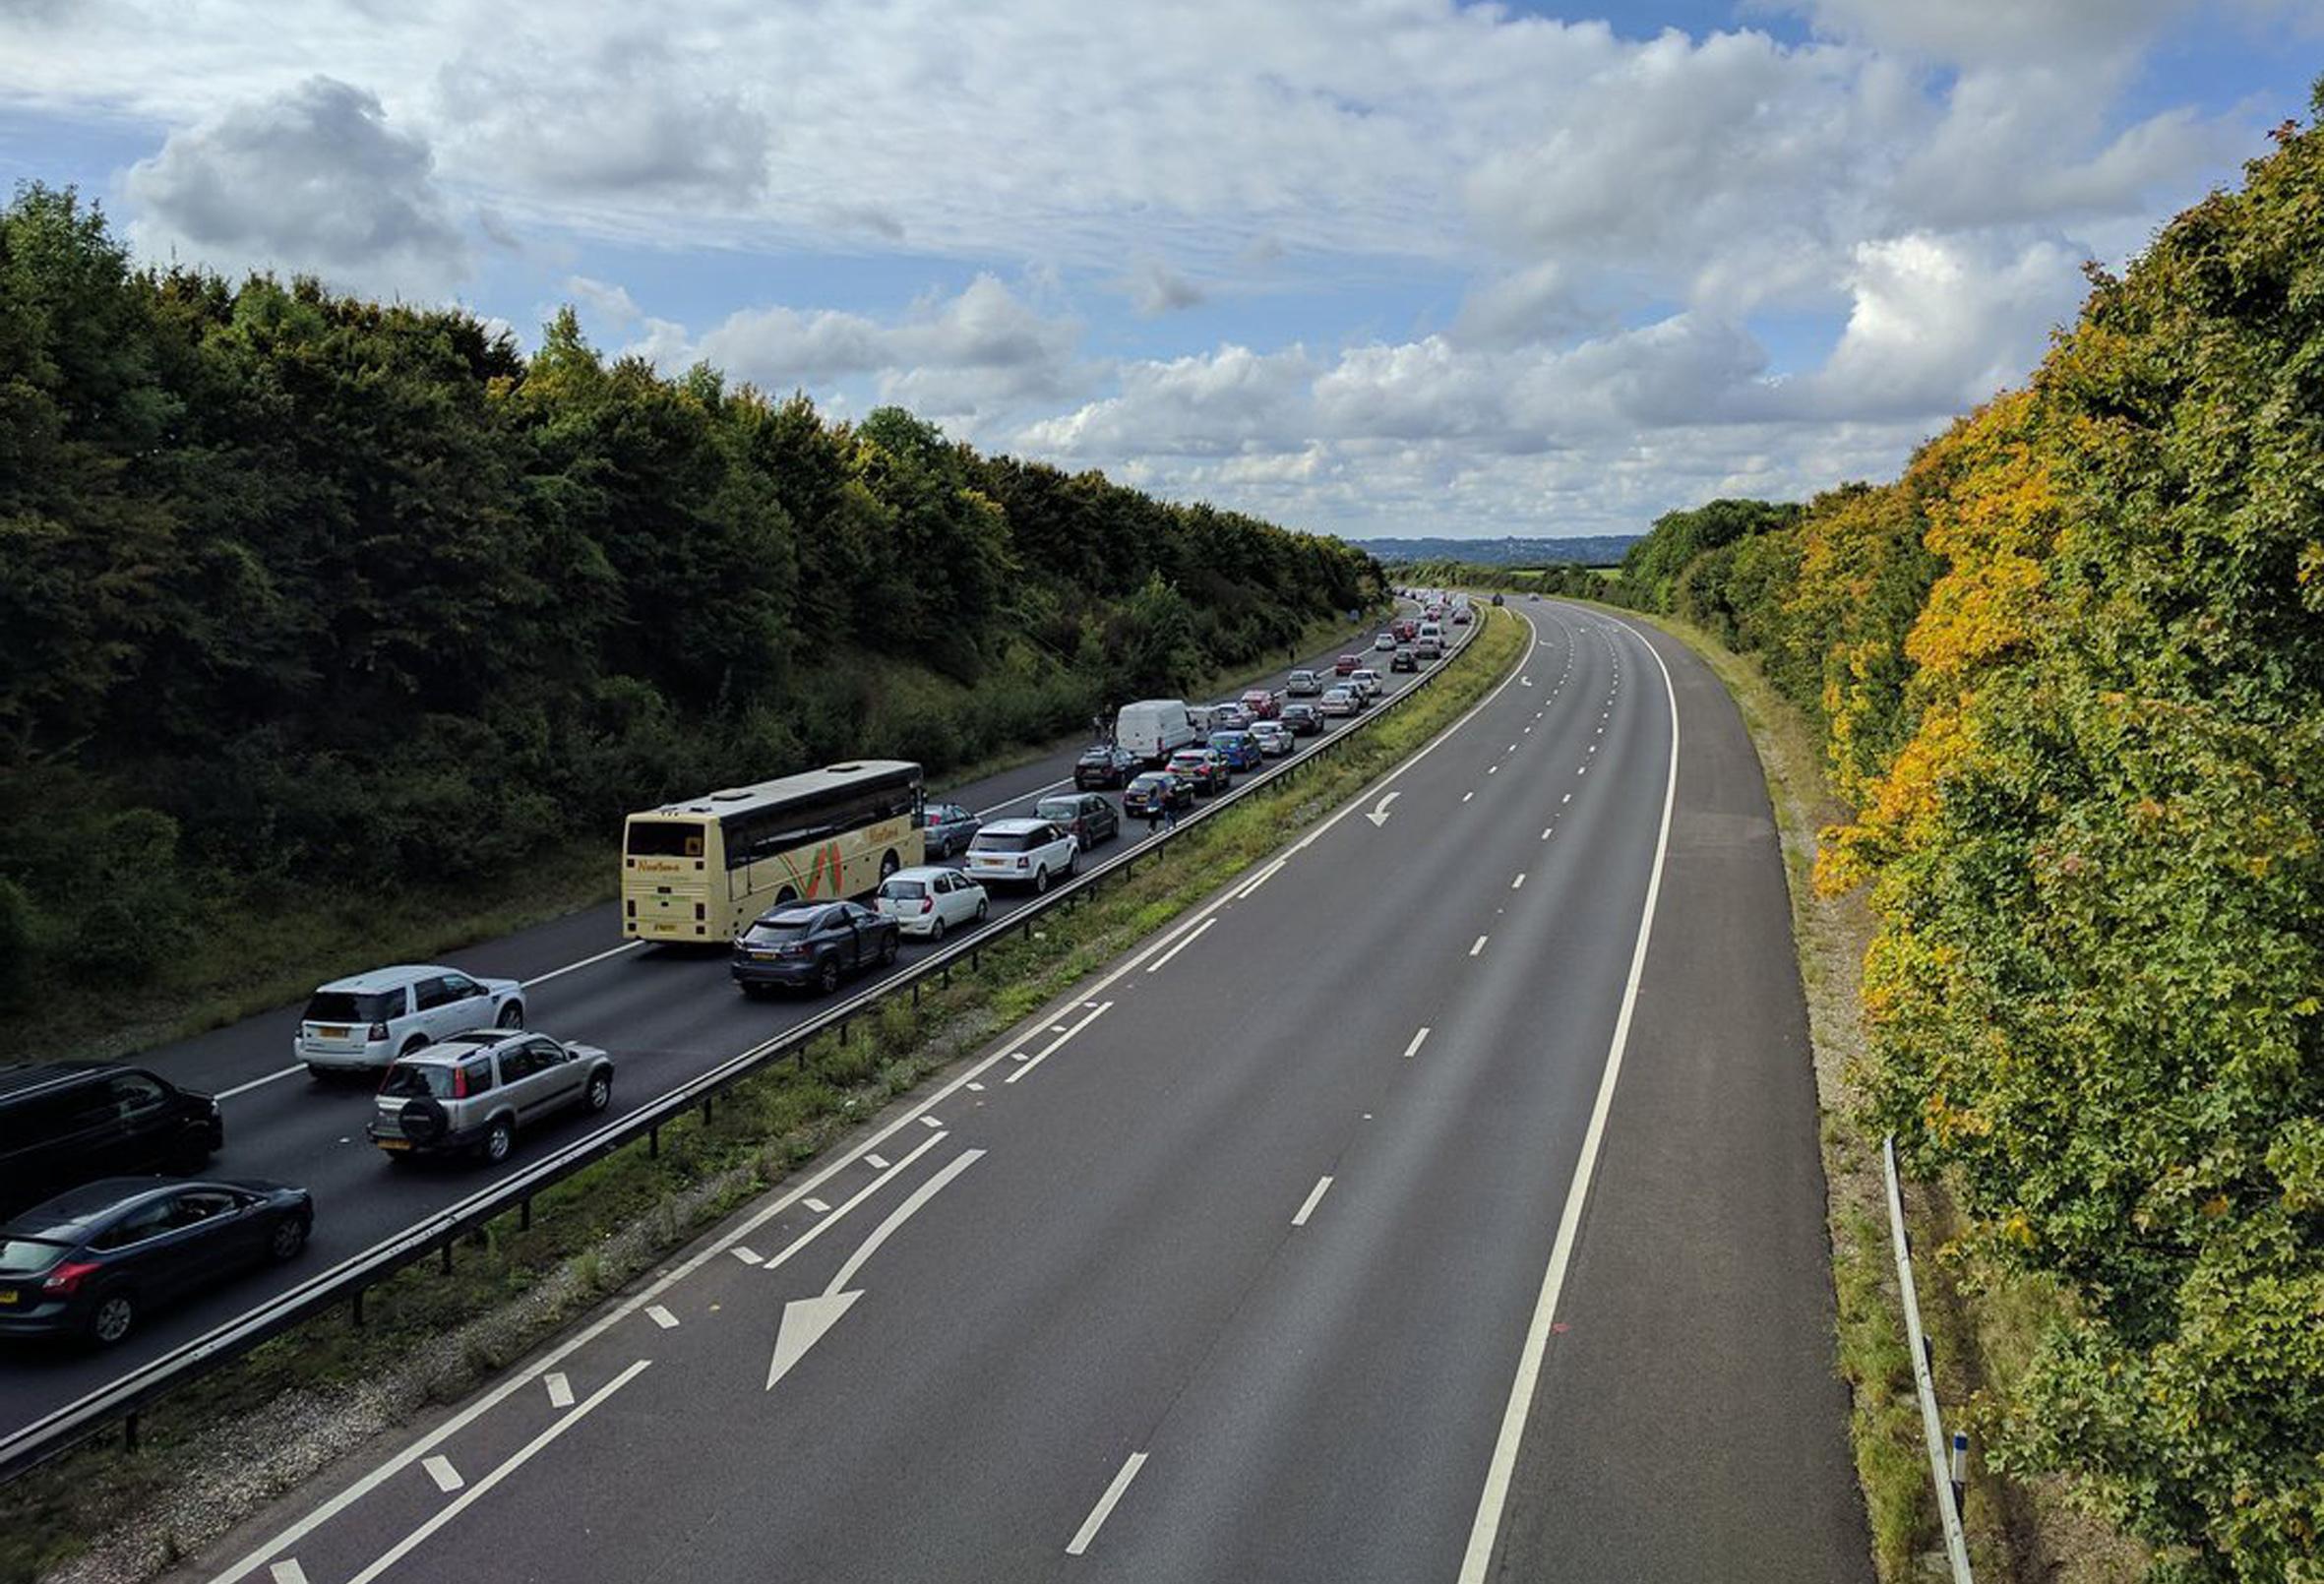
1358, 534, 1639, 567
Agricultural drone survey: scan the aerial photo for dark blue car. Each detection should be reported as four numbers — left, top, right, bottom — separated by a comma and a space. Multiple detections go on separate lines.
1208, 730, 1263, 771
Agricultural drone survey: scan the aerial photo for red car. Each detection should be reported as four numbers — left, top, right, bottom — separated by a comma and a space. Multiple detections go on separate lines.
1334, 653, 1360, 676
1392, 619, 1418, 642
1239, 688, 1280, 720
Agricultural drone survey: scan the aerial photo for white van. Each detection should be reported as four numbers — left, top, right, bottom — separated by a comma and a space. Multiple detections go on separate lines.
1117, 700, 1196, 765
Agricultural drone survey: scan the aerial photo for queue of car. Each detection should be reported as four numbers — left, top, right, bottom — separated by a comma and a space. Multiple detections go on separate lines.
0, 610, 1458, 1350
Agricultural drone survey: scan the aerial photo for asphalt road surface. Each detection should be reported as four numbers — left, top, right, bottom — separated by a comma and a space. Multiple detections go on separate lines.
182, 601, 1868, 1584
0, 611, 1454, 1448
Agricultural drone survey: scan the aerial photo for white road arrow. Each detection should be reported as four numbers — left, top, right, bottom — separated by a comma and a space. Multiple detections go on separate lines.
1365, 791, 1401, 828
766, 1291, 862, 1390
1521, 676, 1534, 687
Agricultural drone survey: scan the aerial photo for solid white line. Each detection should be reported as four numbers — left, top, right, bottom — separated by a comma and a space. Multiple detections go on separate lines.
1291, 1175, 1334, 1227
218, 1066, 304, 1101
1143, 917, 1217, 974
1403, 1026, 1431, 1059
1470, 936, 1489, 957
1005, 1001, 1114, 1084
729, 1247, 763, 1265
763, 1130, 949, 1276
826, 1147, 985, 1295
1456, 612, 1682, 1583
520, 939, 644, 990
645, 1306, 679, 1329
421, 1455, 463, 1493
976, 774, 1075, 819
1067, 1452, 1150, 1555
1234, 858, 1288, 899
269, 1563, 308, 1584
1512, 874, 1526, 889
346, 1362, 650, 1584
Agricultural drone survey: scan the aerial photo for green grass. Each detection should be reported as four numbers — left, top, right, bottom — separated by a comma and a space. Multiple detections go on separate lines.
0, 607, 1518, 1584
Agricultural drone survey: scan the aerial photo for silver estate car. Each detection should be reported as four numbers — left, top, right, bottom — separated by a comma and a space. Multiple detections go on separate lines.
367, 1030, 613, 1165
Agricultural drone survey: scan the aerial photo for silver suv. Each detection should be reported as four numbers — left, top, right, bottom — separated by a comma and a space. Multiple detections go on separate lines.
366, 1030, 612, 1165
296, 965, 525, 1076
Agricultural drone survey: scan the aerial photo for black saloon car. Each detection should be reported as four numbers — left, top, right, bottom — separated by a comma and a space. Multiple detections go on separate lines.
732, 902, 900, 997
0, 1177, 311, 1345
1073, 745, 1139, 790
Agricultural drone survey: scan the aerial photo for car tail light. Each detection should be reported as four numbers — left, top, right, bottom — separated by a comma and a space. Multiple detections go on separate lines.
42, 1260, 100, 1297
921, 898, 934, 914
368, 1022, 390, 1041
452, 1066, 470, 1100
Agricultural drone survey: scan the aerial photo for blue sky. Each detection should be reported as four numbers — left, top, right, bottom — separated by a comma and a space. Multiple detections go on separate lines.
3, 1, 2318, 540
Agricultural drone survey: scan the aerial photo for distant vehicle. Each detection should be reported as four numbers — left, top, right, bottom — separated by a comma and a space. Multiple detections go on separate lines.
967, 819, 1079, 891
1348, 668, 1383, 700
1036, 793, 1122, 849
920, 802, 982, 860
1167, 747, 1233, 795
1124, 770, 1195, 816
624, 761, 923, 942
1285, 670, 1322, 698
0, 1177, 312, 1346
1239, 689, 1281, 720
1208, 730, 1263, 771
1452, 607, 1473, 625
731, 900, 900, 996
1418, 620, 1442, 644
1373, 632, 1396, 651
1250, 721, 1294, 757
1334, 654, 1361, 676
1528, 591, 1541, 601
1116, 700, 1196, 766
1319, 687, 1359, 717
296, 966, 525, 1077
1208, 702, 1254, 734
1073, 745, 1139, 791
368, 1029, 614, 1165
1278, 701, 1324, 735
1390, 645, 1418, 672
1491, 592, 1505, 606
876, 867, 988, 942
0, 1066, 222, 1216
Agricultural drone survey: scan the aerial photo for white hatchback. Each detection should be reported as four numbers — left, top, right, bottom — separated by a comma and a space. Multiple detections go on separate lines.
876, 867, 990, 941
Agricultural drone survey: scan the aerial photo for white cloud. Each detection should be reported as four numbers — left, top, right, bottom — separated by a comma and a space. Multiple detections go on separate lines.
124, 76, 467, 297
565, 274, 641, 324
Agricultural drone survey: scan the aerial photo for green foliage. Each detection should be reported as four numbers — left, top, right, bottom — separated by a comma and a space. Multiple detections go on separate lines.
1618, 497, 1803, 611
0, 183, 1381, 1016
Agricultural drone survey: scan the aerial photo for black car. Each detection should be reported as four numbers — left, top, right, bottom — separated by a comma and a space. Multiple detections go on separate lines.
732, 901, 900, 997
0, 1176, 311, 1345
1036, 792, 1121, 848
1124, 771, 1194, 816
1279, 701, 1324, 736
1389, 645, 1418, 672
0, 1064, 222, 1217
1073, 745, 1139, 791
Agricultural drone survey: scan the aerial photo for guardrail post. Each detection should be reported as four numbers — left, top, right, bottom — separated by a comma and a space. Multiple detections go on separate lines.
703, 1095, 715, 1126
520, 1197, 531, 1233
352, 1288, 365, 1327
123, 1412, 138, 1455
440, 1242, 453, 1276
839, 1020, 850, 1047
648, 1126, 660, 1158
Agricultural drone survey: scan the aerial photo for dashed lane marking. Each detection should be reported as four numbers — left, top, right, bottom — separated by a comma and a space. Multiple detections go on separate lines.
1470, 936, 1490, 957
1404, 1026, 1432, 1059
645, 1305, 679, 1330
422, 1456, 463, 1494
544, 1373, 574, 1409
1292, 1176, 1335, 1227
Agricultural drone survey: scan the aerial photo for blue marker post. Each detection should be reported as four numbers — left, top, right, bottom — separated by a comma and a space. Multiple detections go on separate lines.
1949, 1430, 1971, 1519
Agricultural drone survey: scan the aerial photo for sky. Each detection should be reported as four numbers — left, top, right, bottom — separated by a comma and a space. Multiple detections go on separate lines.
2, 1, 2319, 543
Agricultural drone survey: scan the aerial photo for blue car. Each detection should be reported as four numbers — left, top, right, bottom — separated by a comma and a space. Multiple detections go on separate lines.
1208, 730, 1263, 771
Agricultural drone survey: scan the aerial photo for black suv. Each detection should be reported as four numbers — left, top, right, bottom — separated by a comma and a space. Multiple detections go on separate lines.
1073, 745, 1138, 790
0, 1065, 223, 1215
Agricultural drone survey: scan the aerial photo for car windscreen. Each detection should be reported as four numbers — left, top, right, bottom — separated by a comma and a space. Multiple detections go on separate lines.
744, 920, 815, 944
880, 881, 927, 900
379, 1065, 455, 1100
304, 991, 398, 1023
626, 821, 706, 857
971, 830, 1041, 853
1035, 802, 1079, 822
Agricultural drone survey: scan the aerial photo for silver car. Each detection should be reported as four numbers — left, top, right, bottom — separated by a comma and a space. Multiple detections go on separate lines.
296, 965, 525, 1076
367, 1029, 613, 1165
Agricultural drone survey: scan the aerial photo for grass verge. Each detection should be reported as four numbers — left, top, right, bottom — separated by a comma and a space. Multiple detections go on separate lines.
7, 608, 1519, 1584
0, 608, 1389, 1073
1610, 603, 2144, 1584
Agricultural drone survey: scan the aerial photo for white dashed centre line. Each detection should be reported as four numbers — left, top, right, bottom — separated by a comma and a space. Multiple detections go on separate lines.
920, 1115, 943, 1128
1541, 826, 1554, 840
645, 1305, 680, 1330
1404, 1026, 1432, 1059
1470, 935, 1490, 957
729, 1247, 764, 1266
1563, 793, 1573, 805
1512, 874, 1526, 889
1488, 764, 1498, 774
544, 1373, 574, 1409
805, 1198, 830, 1213
422, 1455, 464, 1494
1292, 1175, 1335, 1227
867, 1153, 891, 1170
1068, 1453, 1150, 1556
1462, 791, 1475, 803
1144, 918, 1216, 975
271, 1561, 310, 1584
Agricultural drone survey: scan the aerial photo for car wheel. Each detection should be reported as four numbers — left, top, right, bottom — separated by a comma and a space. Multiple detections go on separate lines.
497, 1002, 523, 1029
481, 1117, 515, 1165
879, 935, 898, 966
585, 1070, 612, 1113
88, 1290, 137, 1347
929, 916, 947, 942
880, 850, 900, 883
268, 1216, 310, 1262
1065, 851, 1078, 879
1031, 866, 1050, 894
817, 956, 841, 996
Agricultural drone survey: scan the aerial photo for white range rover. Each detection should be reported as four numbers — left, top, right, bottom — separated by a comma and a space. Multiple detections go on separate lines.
295, 964, 526, 1076
965, 818, 1079, 893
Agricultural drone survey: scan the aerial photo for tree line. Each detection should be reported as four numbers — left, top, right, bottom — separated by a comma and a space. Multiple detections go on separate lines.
0, 184, 1381, 1007
1609, 96, 2324, 1581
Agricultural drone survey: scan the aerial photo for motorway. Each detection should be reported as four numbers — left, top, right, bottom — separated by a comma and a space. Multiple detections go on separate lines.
178, 602, 1868, 1584
0, 612, 1451, 1449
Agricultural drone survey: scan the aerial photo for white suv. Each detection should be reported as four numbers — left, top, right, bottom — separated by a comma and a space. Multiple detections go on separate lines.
295, 965, 526, 1076
965, 819, 1079, 893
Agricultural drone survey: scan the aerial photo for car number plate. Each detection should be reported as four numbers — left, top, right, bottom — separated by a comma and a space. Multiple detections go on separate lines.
749, 949, 777, 960
376, 1137, 411, 1151
318, 1026, 348, 1038
0, 1290, 18, 1305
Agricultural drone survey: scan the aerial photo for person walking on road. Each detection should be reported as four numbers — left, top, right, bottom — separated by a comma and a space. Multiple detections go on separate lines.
1145, 801, 1165, 838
